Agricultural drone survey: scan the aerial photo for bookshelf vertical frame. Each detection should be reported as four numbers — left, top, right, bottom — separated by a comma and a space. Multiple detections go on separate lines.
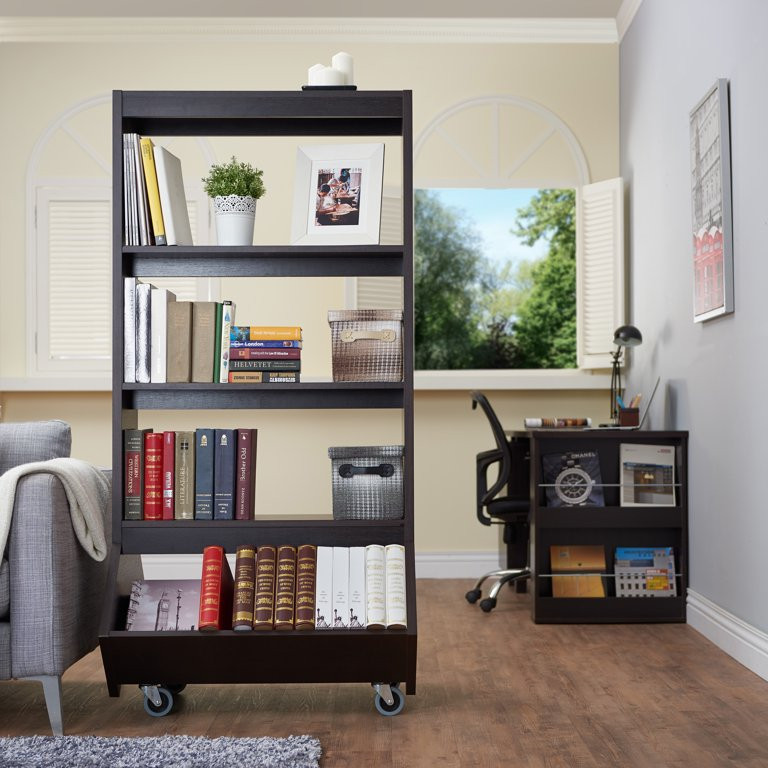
100, 90, 417, 711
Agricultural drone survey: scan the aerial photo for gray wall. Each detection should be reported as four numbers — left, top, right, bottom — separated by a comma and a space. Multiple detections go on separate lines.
621, 0, 768, 632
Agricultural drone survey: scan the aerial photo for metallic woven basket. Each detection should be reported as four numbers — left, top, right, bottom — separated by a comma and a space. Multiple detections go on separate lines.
328, 309, 403, 382
328, 445, 404, 520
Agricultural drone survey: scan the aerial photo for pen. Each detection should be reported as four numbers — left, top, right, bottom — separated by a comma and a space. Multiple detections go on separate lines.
616, 394, 627, 409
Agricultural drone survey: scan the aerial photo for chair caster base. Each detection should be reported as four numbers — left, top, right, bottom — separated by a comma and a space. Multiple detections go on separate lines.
480, 597, 497, 612
465, 588, 482, 604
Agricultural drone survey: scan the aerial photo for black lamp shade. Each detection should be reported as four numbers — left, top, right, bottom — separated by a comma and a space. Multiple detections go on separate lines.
613, 325, 642, 347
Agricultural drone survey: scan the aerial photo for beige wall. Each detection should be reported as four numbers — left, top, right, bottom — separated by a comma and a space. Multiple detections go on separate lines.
0, 33, 618, 556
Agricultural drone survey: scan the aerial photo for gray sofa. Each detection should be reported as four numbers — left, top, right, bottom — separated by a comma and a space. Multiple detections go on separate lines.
0, 420, 110, 735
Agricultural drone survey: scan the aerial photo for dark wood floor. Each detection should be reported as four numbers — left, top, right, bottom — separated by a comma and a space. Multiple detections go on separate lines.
2, 580, 768, 766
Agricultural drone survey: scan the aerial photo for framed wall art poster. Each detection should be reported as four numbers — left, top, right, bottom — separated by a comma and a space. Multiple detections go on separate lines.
689, 78, 734, 322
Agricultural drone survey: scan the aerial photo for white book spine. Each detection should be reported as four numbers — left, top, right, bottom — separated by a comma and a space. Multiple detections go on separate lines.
348, 546, 366, 629
126, 134, 138, 246
332, 546, 349, 629
150, 287, 176, 383
123, 277, 136, 382
132, 132, 151, 246
219, 300, 235, 383
314, 546, 333, 629
365, 544, 386, 629
385, 544, 407, 629
135, 282, 152, 384
153, 144, 193, 246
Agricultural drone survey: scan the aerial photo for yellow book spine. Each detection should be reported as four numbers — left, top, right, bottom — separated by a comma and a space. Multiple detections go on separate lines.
139, 137, 167, 245
248, 326, 302, 340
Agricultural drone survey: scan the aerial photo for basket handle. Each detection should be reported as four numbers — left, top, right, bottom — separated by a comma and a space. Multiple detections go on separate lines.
338, 463, 395, 479
340, 329, 396, 343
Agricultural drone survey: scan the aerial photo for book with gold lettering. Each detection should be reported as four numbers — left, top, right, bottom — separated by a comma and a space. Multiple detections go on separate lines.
142, 432, 163, 520
252, 545, 277, 630
294, 544, 317, 630
198, 545, 234, 631
274, 545, 297, 630
232, 545, 256, 630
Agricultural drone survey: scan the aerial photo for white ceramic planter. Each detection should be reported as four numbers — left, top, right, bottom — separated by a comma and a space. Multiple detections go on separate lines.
213, 194, 257, 246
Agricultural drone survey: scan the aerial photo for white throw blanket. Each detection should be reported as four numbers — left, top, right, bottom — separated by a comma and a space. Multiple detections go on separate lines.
0, 457, 108, 561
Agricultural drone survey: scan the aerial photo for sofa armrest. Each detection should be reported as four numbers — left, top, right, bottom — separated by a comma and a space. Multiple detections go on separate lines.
9, 472, 110, 678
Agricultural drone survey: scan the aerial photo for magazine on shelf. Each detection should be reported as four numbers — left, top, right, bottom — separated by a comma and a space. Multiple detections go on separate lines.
620, 443, 676, 506
541, 450, 605, 507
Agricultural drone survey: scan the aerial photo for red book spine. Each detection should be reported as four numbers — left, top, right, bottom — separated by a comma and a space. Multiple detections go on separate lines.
199, 545, 234, 631
235, 428, 258, 520
230, 347, 301, 360
161, 430, 175, 520
274, 545, 297, 630
143, 432, 164, 520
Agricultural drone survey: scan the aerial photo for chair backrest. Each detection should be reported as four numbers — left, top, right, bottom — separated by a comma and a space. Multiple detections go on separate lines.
471, 391, 512, 502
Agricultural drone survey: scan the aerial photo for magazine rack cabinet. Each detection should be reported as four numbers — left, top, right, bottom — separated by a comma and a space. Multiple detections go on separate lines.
528, 429, 688, 624
99, 90, 416, 717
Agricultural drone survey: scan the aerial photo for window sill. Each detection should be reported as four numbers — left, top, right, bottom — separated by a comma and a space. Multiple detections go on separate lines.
0, 376, 111, 392
414, 369, 610, 391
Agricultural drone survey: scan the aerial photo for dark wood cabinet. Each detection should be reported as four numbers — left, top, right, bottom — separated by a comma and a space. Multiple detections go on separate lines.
99, 90, 416, 708
527, 429, 688, 624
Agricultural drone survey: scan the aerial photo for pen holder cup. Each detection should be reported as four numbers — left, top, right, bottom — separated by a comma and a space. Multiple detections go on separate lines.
618, 408, 639, 427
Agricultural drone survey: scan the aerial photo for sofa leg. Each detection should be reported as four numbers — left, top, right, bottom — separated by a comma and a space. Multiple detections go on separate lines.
25, 675, 63, 736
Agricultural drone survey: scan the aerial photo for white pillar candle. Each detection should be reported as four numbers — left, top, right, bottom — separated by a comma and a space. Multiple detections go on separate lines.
307, 64, 325, 86
315, 66, 346, 86
331, 51, 354, 85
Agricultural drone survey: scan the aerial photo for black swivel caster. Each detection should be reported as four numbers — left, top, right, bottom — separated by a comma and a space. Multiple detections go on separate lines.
465, 588, 482, 604
479, 597, 497, 613
140, 684, 174, 717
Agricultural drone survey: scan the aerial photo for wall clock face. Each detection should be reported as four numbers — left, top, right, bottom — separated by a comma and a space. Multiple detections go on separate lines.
554, 463, 593, 505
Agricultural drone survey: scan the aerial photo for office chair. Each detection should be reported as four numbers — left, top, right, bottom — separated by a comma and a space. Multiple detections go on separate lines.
465, 391, 531, 612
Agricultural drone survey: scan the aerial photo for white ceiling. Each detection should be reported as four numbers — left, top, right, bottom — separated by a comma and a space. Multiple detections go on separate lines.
0, 0, 626, 19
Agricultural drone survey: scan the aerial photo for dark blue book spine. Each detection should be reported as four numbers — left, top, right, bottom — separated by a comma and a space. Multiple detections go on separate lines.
213, 428, 238, 520
229, 339, 302, 349
194, 428, 215, 520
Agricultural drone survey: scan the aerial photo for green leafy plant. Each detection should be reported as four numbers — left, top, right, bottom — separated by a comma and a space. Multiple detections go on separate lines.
202, 156, 266, 199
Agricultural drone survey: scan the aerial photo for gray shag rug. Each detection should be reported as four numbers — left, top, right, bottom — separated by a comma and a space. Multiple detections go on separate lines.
0, 734, 321, 767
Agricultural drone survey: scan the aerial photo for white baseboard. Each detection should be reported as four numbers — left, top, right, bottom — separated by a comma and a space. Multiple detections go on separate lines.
141, 551, 503, 581
687, 589, 768, 682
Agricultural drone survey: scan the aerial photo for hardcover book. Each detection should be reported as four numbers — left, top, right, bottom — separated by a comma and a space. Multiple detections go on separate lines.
230, 347, 301, 360
123, 277, 137, 383
364, 544, 386, 629
385, 544, 407, 629
199, 545, 234, 631
123, 428, 150, 520
152, 144, 193, 246
125, 579, 200, 631
139, 136, 167, 246
166, 300, 193, 383
218, 300, 235, 384
274, 545, 297, 630
213, 428, 237, 520
619, 443, 676, 507
192, 301, 217, 383
331, 546, 349, 629
234, 428, 258, 521
232, 545, 257, 630
229, 339, 302, 349
142, 432, 164, 520
295, 544, 318, 630
348, 546, 366, 629
550, 545, 606, 598
161, 430, 175, 520
253, 545, 277, 630
174, 430, 195, 520
194, 428, 215, 520
229, 359, 301, 371
231, 325, 302, 341
228, 371, 301, 384
314, 546, 333, 629
150, 286, 176, 382
541, 450, 605, 507
135, 281, 152, 384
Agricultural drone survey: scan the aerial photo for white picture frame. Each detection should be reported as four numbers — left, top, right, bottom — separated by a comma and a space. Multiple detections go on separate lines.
290, 143, 384, 245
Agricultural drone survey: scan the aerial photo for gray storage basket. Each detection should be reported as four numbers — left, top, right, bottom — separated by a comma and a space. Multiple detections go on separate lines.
328, 309, 403, 382
328, 445, 404, 520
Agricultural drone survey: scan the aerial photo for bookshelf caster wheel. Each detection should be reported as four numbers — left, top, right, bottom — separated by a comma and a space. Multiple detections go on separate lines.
141, 685, 174, 717
479, 597, 497, 612
372, 683, 404, 716
465, 588, 482, 604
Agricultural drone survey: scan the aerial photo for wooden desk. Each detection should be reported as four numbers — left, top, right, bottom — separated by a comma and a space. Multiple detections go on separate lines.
521, 429, 689, 624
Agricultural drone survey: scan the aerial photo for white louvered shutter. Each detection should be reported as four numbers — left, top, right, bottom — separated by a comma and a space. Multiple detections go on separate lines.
354, 193, 403, 310
576, 177, 625, 369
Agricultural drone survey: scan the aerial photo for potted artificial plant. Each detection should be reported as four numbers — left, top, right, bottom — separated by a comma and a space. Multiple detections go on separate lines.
202, 156, 266, 246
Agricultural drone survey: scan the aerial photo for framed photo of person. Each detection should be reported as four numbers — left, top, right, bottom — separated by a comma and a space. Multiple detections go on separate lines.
290, 143, 385, 245
689, 79, 734, 322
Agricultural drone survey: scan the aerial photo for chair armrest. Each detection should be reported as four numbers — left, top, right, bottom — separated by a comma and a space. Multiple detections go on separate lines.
8, 472, 109, 678
477, 449, 504, 525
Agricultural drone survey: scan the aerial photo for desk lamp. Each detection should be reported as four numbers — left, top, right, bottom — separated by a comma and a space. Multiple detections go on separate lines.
610, 325, 642, 424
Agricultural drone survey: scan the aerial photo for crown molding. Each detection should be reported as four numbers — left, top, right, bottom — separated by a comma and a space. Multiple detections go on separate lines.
0, 16, 618, 44
616, 0, 642, 41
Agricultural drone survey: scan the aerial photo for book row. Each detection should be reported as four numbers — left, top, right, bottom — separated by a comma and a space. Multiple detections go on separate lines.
542, 443, 677, 508
548, 545, 677, 598
123, 277, 303, 384
125, 543, 407, 632
123, 134, 193, 247
124, 428, 257, 521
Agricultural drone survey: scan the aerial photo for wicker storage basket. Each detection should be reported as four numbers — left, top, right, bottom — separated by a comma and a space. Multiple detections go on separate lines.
328, 445, 404, 520
328, 309, 403, 382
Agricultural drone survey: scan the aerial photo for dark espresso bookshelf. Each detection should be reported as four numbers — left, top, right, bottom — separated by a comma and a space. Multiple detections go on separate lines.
99, 90, 416, 712
527, 429, 688, 624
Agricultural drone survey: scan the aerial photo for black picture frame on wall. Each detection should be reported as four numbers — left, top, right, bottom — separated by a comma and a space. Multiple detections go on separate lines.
690, 78, 734, 323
